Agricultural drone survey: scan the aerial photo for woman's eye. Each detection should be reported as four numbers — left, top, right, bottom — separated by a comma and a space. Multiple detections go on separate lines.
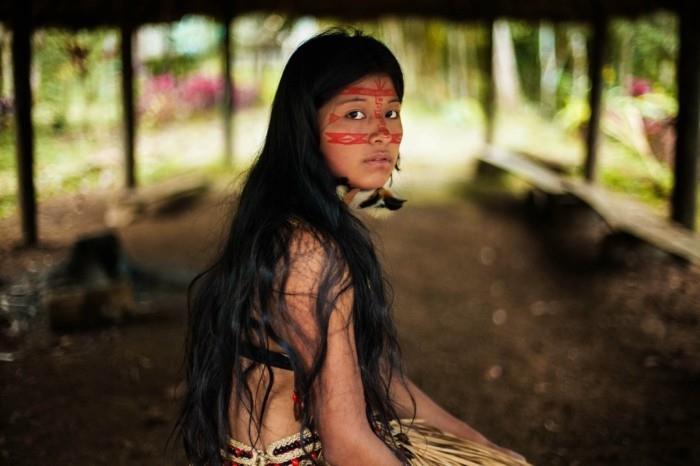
385, 110, 400, 119
346, 110, 366, 120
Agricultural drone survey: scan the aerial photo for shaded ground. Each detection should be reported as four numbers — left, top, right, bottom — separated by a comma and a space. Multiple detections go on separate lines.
1, 184, 699, 465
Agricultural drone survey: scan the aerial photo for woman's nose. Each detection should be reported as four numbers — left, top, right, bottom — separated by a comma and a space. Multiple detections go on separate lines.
370, 125, 391, 144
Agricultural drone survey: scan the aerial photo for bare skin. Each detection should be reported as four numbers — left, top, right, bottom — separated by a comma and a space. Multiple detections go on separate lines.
227, 227, 525, 465
318, 73, 402, 190
228, 229, 403, 466
228, 73, 525, 465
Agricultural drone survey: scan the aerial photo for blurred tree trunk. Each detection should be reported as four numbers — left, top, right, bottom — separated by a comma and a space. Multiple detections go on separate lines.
539, 22, 557, 116
493, 20, 521, 108
447, 24, 468, 98
447, 25, 458, 97
0, 26, 5, 98
400, 19, 422, 96
465, 26, 483, 102
568, 27, 588, 100
617, 24, 633, 94
458, 25, 475, 100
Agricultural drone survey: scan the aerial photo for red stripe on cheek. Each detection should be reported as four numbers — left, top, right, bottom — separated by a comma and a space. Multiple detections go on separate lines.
324, 131, 402, 144
325, 132, 370, 145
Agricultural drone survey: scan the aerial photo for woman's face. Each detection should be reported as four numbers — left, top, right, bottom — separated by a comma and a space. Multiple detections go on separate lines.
317, 73, 402, 190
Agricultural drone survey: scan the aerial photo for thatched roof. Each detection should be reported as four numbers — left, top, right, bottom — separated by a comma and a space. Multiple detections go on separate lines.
0, 0, 682, 29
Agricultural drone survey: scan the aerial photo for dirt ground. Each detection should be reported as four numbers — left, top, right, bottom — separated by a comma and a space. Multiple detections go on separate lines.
1, 184, 699, 466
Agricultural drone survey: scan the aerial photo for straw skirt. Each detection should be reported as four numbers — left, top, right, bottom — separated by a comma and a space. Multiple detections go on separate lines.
221, 418, 532, 466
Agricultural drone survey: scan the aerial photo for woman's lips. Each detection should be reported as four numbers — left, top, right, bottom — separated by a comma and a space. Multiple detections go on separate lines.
364, 152, 392, 168
364, 157, 392, 168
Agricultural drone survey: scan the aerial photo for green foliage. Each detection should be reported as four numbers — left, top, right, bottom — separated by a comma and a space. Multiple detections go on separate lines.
143, 53, 198, 78
509, 21, 540, 102
555, 95, 589, 132
33, 29, 120, 131
610, 13, 677, 93
600, 140, 673, 208
0, 13, 694, 226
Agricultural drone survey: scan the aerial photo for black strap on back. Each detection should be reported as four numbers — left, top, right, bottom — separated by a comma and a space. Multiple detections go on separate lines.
239, 342, 294, 371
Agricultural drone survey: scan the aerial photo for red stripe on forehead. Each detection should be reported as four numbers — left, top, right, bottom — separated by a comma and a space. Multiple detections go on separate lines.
339, 86, 396, 97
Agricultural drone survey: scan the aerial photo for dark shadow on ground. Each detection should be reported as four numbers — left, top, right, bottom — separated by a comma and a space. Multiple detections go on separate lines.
1, 183, 699, 465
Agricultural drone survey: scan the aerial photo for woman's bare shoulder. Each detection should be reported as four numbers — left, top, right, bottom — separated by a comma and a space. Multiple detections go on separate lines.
285, 217, 343, 266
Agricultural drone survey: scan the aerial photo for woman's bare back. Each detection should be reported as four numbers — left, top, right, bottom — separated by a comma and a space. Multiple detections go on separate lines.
228, 340, 301, 449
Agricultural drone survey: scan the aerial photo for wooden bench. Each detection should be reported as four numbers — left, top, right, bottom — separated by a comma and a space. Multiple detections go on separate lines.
477, 145, 700, 266
478, 145, 567, 196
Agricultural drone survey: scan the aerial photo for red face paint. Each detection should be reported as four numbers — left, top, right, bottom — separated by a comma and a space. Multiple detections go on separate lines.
339, 86, 396, 97
390, 133, 403, 144
327, 113, 342, 125
317, 73, 403, 190
321, 76, 402, 145
325, 132, 370, 145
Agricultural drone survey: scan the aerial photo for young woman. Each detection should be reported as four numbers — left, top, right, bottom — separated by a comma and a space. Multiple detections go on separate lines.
177, 29, 529, 466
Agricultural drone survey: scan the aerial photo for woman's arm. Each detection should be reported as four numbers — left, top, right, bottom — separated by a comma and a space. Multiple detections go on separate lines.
280, 230, 403, 466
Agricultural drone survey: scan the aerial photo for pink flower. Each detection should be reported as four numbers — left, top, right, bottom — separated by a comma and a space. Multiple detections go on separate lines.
180, 75, 224, 109
149, 73, 177, 93
629, 78, 651, 97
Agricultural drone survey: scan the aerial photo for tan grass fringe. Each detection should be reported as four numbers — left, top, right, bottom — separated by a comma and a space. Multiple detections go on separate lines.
390, 419, 533, 466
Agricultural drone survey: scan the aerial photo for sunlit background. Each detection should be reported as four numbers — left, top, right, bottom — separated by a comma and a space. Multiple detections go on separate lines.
0, 12, 686, 220
2, 10, 699, 466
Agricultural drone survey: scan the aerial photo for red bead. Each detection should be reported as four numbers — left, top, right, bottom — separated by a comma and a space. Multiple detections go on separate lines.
311, 451, 318, 460
234, 447, 242, 457
291, 391, 299, 403
291, 459, 300, 466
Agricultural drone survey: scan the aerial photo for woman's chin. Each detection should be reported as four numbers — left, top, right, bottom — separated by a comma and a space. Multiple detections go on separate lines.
347, 176, 391, 191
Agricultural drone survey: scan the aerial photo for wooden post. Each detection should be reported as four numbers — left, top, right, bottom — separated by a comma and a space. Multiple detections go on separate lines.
671, 8, 700, 230
584, 14, 607, 183
221, 14, 234, 166
120, 21, 136, 189
0, 26, 5, 99
483, 19, 496, 145
12, 3, 37, 245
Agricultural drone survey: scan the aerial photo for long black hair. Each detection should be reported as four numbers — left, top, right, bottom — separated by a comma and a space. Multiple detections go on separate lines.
175, 28, 415, 465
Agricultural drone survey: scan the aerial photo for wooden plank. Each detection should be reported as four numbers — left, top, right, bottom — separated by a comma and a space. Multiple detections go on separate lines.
562, 179, 625, 229
477, 145, 700, 266
565, 179, 700, 265
583, 13, 608, 182
11, 4, 37, 245
517, 150, 577, 175
479, 145, 567, 195
671, 7, 700, 230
